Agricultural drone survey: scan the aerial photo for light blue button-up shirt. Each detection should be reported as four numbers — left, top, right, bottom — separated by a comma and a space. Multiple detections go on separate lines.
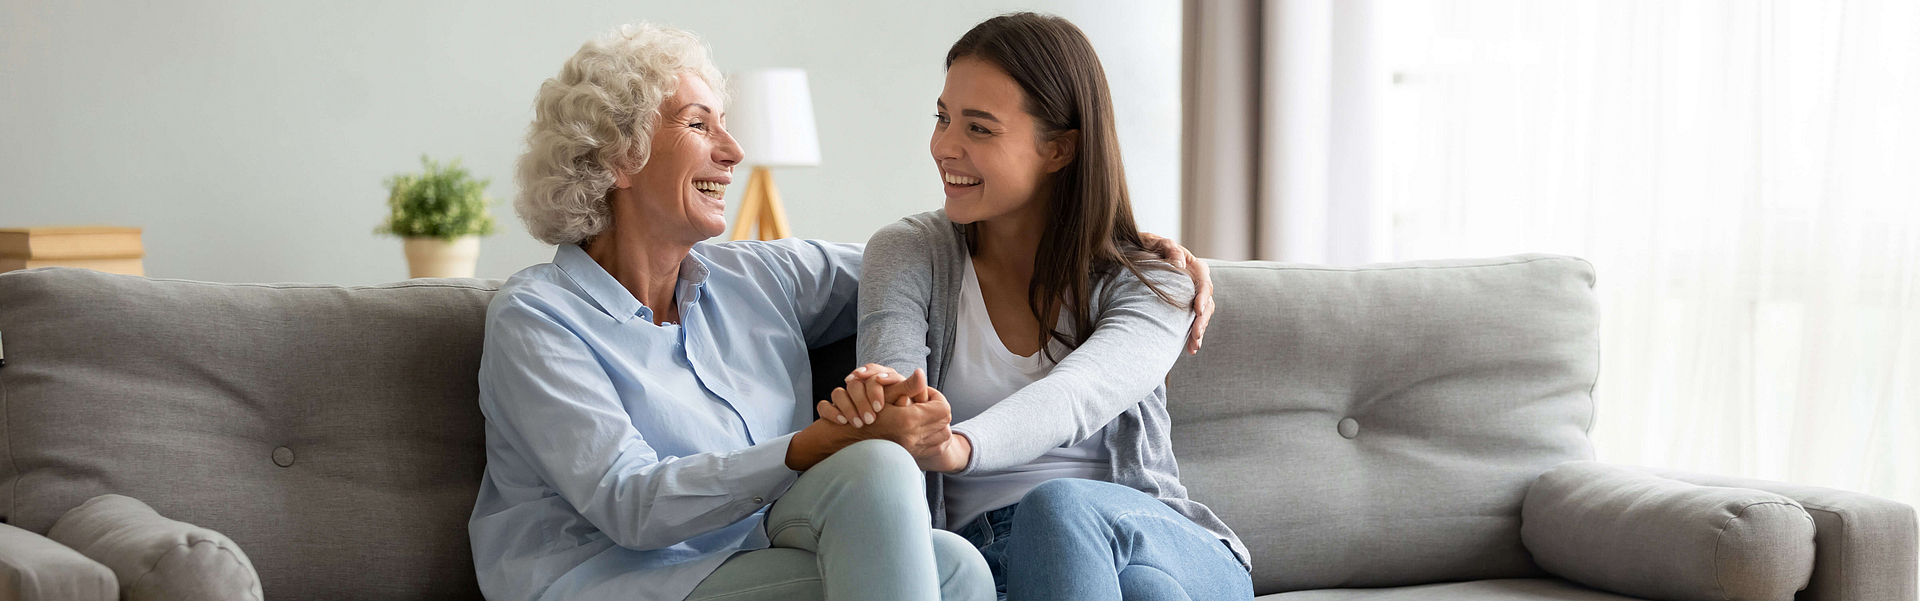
470, 240, 861, 601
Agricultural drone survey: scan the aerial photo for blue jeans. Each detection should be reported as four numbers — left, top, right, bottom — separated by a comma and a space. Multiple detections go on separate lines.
688, 440, 995, 601
954, 479, 1253, 601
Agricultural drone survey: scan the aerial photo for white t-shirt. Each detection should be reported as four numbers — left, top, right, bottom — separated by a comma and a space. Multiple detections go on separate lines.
941, 255, 1111, 528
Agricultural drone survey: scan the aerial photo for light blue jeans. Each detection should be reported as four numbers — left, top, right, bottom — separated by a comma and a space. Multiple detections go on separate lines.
955, 479, 1253, 601
686, 440, 994, 601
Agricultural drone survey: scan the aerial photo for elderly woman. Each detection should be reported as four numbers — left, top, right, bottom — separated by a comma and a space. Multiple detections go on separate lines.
469, 24, 1212, 601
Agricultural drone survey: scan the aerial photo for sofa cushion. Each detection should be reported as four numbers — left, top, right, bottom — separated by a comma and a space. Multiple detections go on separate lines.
0, 268, 497, 600
49, 494, 262, 601
1167, 254, 1599, 594
1521, 461, 1816, 601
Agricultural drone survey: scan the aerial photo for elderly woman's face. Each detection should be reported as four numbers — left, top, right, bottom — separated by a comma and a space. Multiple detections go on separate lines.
625, 72, 742, 241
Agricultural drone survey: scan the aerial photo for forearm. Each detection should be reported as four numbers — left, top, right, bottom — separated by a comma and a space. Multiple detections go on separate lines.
952, 280, 1190, 472
923, 431, 972, 474
542, 435, 800, 551
856, 221, 936, 374
786, 419, 860, 470
785, 418, 898, 471
950, 376, 1109, 474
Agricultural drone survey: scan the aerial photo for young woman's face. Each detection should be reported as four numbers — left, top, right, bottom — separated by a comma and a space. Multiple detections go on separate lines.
932, 57, 1072, 225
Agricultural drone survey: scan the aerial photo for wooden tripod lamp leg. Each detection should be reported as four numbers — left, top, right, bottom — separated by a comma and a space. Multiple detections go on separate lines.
729, 166, 770, 241
761, 170, 791, 239
728, 166, 792, 241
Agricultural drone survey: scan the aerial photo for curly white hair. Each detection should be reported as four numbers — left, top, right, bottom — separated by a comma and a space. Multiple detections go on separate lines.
515, 23, 727, 246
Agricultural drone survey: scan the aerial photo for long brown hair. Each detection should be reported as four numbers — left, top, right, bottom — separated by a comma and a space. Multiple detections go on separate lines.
947, 12, 1185, 361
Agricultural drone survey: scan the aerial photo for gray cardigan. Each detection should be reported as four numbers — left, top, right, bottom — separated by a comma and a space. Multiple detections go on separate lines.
857, 209, 1250, 567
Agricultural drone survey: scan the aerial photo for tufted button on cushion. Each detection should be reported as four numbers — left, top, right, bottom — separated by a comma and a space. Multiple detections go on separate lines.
272, 447, 295, 468
1337, 418, 1360, 439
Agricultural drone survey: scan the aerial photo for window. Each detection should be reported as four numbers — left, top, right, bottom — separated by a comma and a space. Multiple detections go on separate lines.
1374, 0, 1918, 507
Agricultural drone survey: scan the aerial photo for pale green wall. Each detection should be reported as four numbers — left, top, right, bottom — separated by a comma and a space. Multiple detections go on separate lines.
0, 0, 1181, 284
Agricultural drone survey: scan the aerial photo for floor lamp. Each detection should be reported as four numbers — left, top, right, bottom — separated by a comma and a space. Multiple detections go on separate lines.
727, 69, 820, 241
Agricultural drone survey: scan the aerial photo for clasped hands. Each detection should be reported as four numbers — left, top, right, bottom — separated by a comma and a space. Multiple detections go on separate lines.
810, 364, 971, 474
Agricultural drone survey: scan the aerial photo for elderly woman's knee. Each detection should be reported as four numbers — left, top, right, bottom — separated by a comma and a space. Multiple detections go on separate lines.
929, 529, 992, 591
811, 439, 919, 485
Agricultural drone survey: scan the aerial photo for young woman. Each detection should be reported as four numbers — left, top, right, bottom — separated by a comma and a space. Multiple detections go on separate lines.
821, 12, 1253, 601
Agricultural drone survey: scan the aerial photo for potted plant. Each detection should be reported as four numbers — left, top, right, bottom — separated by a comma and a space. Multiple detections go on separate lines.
375, 155, 498, 278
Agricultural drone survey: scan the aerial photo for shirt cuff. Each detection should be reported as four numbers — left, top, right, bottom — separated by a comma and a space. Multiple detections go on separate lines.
949, 425, 987, 476
722, 433, 802, 508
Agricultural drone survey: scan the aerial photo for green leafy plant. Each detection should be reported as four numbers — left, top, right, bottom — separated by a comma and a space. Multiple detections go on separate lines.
374, 155, 498, 240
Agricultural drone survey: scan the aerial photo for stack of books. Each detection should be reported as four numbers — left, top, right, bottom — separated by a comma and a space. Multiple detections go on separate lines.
0, 227, 146, 276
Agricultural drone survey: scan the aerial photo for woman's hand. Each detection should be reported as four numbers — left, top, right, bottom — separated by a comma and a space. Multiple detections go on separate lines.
867, 373, 966, 471
788, 376, 953, 470
865, 390, 953, 459
916, 425, 973, 473
1138, 232, 1215, 355
815, 364, 927, 427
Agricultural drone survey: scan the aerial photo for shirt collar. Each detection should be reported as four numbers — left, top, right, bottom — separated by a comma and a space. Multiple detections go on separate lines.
553, 244, 710, 324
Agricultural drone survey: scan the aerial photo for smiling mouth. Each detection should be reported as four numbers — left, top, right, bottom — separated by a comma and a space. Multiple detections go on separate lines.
693, 180, 726, 199
943, 173, 982, 187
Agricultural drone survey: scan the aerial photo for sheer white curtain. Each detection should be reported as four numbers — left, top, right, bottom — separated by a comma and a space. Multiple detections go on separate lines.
1372, 0, 1919, 509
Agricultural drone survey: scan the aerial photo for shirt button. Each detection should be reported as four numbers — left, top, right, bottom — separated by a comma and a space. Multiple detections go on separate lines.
752, 497, 765, 504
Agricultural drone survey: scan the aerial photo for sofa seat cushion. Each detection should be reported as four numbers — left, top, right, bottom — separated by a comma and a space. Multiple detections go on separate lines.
1167, 255, 1600, 594
1258, 578, 1647, 600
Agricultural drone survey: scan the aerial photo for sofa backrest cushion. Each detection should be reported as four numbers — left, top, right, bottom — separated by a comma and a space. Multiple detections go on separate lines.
0, 268, 497, 600
2, 253, 1602, 598
1165, 254, 1599, 594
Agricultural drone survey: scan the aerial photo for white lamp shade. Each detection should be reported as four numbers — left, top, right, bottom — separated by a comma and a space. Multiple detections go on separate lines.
728, 68, 821, 168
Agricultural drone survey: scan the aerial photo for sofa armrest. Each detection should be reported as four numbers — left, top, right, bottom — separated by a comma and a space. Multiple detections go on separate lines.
1637, 467, 1918, 601
0, 522, 117, 601
48, 495, 263, 601
1523, 461, 1818, 601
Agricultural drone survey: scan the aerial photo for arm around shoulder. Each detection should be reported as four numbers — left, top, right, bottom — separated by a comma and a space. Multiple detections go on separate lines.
737, 238, 864, 347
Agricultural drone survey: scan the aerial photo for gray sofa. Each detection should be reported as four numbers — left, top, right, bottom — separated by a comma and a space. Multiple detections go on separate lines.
0, 254, 1912, 600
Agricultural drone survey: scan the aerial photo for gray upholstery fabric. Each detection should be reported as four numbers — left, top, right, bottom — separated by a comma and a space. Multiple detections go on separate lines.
1258, 578, 1646, 600
3, 257, 1911, 600
49, 494, 262, 601
1636, 467, 1919, 601
1522, 461, 1815, 601
0, 268, 497, 599
1167, 255, 1600, 594
0, 522, 116, 601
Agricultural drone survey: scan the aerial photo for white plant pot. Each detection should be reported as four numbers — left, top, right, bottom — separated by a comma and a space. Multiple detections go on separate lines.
403, 236, 480, 278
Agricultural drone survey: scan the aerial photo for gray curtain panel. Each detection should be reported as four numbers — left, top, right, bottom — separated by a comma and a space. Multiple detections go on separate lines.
1182, 0, 1265, 260
1181, 0, 1380, 264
